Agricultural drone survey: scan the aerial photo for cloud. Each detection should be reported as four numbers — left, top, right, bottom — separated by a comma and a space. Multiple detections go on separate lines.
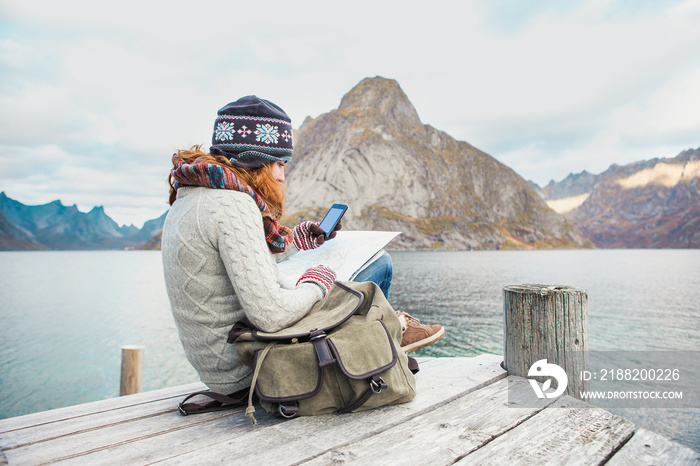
609, 67, 700, 145
428, 0, 700, 184
1, 0, 699, 223
2, 157, 170, 227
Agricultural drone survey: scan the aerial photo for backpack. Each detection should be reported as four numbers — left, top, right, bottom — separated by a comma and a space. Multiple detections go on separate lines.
178, 281, 418, 423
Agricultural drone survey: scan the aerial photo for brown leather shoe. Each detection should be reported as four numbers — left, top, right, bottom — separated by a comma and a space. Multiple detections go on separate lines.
397, 312, 445, 353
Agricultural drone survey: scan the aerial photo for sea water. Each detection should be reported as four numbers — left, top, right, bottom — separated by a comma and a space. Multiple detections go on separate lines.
0, 249, 698, 450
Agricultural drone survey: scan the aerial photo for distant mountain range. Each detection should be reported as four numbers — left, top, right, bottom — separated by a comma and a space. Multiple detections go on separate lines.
0, 192, 166, 251
535, 148, 700, 248
1, 77, 697, 251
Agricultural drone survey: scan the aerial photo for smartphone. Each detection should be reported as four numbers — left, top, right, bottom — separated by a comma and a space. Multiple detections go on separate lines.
318, 204, 348, 238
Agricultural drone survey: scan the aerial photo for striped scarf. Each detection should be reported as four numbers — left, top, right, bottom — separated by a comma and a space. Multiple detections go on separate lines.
170, 155, 292, 253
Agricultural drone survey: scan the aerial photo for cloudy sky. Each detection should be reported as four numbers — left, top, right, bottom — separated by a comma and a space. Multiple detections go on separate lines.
2, 0, 699, 227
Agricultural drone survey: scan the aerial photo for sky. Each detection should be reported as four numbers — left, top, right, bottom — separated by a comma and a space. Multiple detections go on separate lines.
1, 0, 699, 227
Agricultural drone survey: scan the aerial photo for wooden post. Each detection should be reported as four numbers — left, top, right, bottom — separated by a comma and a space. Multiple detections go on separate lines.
120, 345, 145, 396
503, 284, 588, 399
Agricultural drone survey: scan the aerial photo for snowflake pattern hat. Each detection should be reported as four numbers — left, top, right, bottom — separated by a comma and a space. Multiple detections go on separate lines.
210, 95, 293, 169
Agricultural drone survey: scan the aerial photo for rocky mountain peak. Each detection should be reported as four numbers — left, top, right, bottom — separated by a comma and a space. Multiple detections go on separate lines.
337, 76, 422, 128
87, 206, 106, 216
284, 77, 591, 250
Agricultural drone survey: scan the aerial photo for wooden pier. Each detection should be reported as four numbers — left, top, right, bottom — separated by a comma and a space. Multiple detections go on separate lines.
1, 354, 697, 465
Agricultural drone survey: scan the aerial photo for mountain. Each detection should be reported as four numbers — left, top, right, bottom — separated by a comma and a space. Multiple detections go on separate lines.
0, 209, 47, 250
134, 211, 168, 243
283, 77, 591, 250
539, 148, 700, 248
139, 231, 163, 250
541, 171, 598, 200
0, 192, 167, 250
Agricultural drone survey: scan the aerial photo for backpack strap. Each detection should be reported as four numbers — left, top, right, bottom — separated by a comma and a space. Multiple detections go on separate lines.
336, 374, 388, 414
177, 387, 250, 416
245, 342, 277, 425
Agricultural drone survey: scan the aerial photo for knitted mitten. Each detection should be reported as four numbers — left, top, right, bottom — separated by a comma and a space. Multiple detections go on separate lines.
296, 265, 336, 298
292, 221, 326, 250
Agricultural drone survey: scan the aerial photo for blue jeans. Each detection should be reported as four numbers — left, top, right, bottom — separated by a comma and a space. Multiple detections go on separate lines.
353, 250, 393, 299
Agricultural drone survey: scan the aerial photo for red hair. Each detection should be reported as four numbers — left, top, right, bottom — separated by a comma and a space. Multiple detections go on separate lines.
168, 145, 286, 219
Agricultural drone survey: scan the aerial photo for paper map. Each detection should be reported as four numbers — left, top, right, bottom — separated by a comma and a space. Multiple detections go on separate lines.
277, 231, 401, 289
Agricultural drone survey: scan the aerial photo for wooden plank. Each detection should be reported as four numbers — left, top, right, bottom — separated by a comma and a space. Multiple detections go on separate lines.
4, 408, 259, 466
1, 356, 505, 466
457, 393, 635, 465
68, 412, 303, 466
606, 428, 700, 466
298, 377, 551, 465
0, 355, 452, 435
0, 358, 435, 449
119, 356, 506, 466
0, 389, 225, 451
0, 382, 206, 434
406, 355, 507, 411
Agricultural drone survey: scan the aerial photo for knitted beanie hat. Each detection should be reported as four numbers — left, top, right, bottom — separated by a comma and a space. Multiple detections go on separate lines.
210, 95, 293, 169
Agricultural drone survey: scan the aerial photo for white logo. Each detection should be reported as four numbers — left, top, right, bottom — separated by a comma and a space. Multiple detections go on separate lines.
528, 359, 568, 399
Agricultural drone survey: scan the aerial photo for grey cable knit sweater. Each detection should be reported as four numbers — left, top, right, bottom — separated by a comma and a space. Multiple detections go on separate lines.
161, 186, 323, 394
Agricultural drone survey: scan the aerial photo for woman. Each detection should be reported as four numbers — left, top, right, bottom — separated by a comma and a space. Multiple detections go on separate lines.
162, 96, 442, 396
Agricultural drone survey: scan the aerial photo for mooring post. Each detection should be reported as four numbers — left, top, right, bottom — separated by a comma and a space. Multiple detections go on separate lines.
120, 345, 145, 396
503, 284, 589, 399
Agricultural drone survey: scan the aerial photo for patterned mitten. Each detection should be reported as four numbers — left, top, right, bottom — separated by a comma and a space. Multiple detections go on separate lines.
296, 265, 336, 298
292, 221, 326, 250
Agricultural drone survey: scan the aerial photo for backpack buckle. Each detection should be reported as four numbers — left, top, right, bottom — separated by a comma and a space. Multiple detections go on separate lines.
278, 402, 299, 419
370, 376, 387, 394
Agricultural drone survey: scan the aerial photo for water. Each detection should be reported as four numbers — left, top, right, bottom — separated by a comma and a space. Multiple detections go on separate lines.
389, 249, 700, 354
0, 251, 198, 416
0, 249, 698, 450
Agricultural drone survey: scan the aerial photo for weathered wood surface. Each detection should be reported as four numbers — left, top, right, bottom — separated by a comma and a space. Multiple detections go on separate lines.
461, 393, 634, 465
606, 428, 700, 466
0, 355, 697, 465
503, 284, 589, 399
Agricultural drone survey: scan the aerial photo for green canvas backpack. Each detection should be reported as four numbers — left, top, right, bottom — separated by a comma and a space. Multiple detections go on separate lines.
178, 281, 418, 423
